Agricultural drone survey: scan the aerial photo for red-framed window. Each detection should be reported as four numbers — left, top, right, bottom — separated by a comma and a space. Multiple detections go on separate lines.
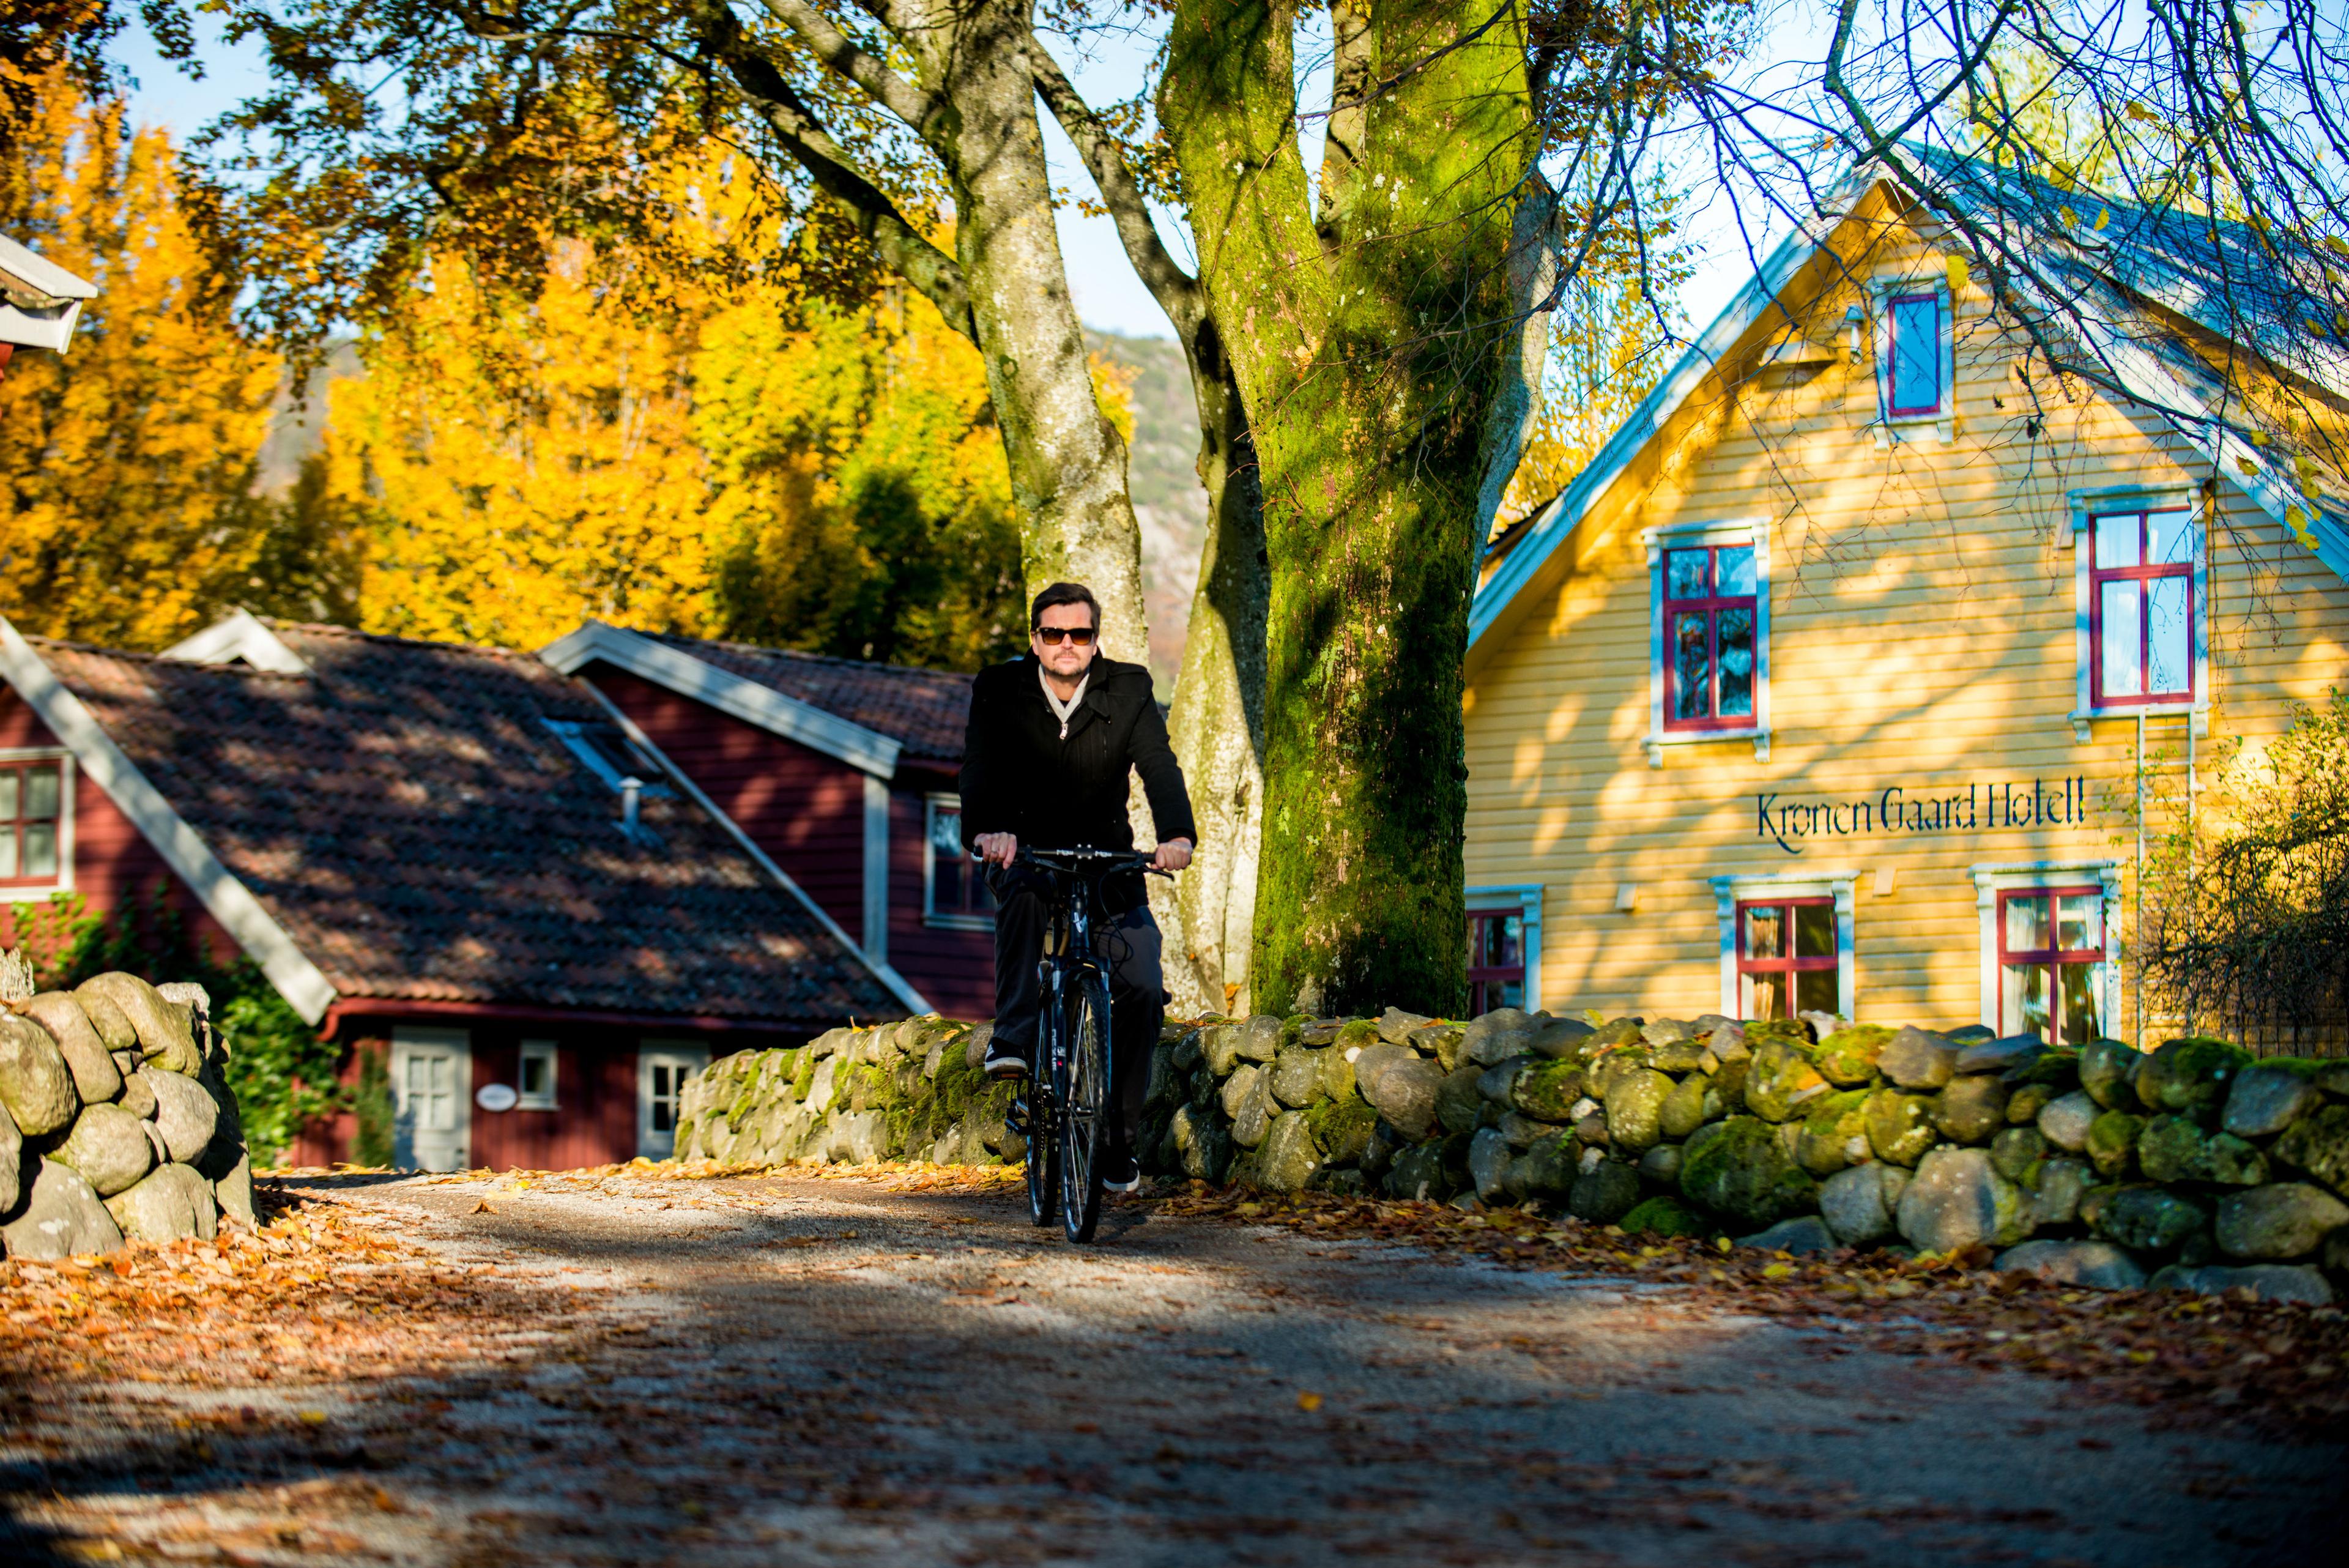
1737, 897, 1839, 1020
1886, 291, 1945, 417
1663, 543, 1757, 730
1999, 886, 2107, 1046
0, 762, 63, 885
924, 799, 995, 923
1467, 909, 1526, 1015
2091, 508, 2195, 707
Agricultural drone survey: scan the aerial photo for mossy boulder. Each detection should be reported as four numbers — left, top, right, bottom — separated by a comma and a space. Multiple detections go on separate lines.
1234, 1015, 1285, 1063
1931, 1076, 2009, 1145
1864, 1089, 1937, 1165
1306, 1098, 1379, 1166
2206, 1132, 2268, 1187
1509, 1059, 1586, 1122
2006, 1082, 2059, 1127
2138, 1114, 2217, 1184
1568, 1159, 1642, 1224
2079, 1038, 2143, 1110
1658, 1073, 1717, 1140
2222, 1068, 2320, 1140
1896, 1146, 2032, 1252
2085, 1109, 2144, 1179
1254, 1112, 1321, 1193
2273, 1103, 2349, 1197
1638, 1142, 1683, 1186
2136, 1038, 2253, 1117
1604, 1068, 1675, 1153
1814, 1025, 1893, 1088
1877, 1026, 1958, 1091
54, 1102, 154, 1197
1531, 1018, 1596, 1060
1170, 1102, 1232, 1182
0, 1013, 76, 1138
1318, 1047, 1358, 1102
1990, 1126, 2046, 1182
1386, 1133, 1469, 1202
1436, 1064, 1488, 1135
1516, 1131, 1577, 1198
1648, 1037, 1709, 1075
1620, 1195, 1709, 1238
1680, 1115, 1817, 1228
22, 994, 119, 1106
1743, 1037, 1829, 1123
1586, 1045, 1653, 1105
2092, 1184, 2208, 1254
1795, 1089, 1872, 1178
1411, 1024, 1467, 1071
1269, 1047, 1323, 1108
2215, 1183, 2349, 1260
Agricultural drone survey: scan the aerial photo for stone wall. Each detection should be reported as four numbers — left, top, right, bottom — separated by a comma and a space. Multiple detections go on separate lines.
674, 1007, 2349, 1304
0, 972, 253, 1258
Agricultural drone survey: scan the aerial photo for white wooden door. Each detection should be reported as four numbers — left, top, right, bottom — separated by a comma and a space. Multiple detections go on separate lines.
638, 1041, 710, 1159
391, 1027, 472, 1172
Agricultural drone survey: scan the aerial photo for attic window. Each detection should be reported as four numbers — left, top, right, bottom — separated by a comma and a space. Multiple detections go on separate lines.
1886, 293, 1945, 416
1869, 276, 1956, 440
543, 719, 672, 797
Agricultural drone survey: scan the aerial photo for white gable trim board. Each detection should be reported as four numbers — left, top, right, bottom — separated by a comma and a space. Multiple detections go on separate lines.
0, 619, 339, 1024
161, 609, 311, 675
539, 622, 904, 779
571, 679, 933, 1016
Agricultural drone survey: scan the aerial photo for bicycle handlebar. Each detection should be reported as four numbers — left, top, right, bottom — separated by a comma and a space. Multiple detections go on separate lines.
970, 844, 1176, 877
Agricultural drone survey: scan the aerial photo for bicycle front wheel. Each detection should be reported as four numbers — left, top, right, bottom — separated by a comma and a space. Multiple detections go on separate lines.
1059, 972, 1111, 1243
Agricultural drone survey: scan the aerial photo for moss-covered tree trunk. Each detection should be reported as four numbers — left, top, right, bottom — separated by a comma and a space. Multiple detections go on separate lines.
1160, 0, 1535, 1016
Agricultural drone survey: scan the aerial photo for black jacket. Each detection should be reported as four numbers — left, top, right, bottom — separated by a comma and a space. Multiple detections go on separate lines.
958, 654, 1197, 859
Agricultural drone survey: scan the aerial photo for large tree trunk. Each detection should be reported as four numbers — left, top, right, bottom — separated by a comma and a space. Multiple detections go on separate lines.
1158, 323, 1268, 1016
1162, 0, 1535, 1016
921, 6, 1151, 664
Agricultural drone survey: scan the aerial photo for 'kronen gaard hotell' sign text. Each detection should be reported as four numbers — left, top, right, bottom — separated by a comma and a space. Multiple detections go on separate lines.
1756, 777, 2092, 855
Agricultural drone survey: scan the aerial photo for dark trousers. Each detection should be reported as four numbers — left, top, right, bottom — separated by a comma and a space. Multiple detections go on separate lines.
988, 868, 1163, 1149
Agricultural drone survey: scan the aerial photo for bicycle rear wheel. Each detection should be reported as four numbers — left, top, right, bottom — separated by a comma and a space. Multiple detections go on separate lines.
1059, 972, 1111, 1243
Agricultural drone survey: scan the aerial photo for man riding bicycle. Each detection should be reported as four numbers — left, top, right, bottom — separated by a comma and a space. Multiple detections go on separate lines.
959, 581, 1195, 1193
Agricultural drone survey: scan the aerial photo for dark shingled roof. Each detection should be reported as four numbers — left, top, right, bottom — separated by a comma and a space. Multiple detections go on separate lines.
648, 633, 972, 765
34, 624, 902, 1024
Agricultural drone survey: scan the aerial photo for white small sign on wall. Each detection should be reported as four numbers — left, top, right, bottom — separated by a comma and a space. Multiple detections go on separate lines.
475, 1083, 519, 1113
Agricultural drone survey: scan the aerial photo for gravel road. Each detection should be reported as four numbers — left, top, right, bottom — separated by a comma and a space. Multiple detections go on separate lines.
4, 1167, 2342, 1567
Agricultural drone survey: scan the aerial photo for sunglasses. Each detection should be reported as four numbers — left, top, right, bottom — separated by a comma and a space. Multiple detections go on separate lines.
1035, 626, 1097, 646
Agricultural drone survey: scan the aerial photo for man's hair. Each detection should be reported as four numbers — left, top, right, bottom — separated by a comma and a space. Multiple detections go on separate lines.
1030, 581, 1100, 633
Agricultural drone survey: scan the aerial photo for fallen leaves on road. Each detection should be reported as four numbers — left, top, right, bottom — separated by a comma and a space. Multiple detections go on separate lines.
0, 1179, 606, 1408
1151, 1182, 2349, 1438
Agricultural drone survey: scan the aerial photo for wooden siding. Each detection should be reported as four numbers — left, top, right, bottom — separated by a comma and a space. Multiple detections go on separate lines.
0, 688, 239, 964
1464, 207, 2349, 1039
886, 771, 994, 1019
588, 666, 869, 938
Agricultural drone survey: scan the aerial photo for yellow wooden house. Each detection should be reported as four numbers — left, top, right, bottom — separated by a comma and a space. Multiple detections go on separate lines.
1463, 152, 2349, 1047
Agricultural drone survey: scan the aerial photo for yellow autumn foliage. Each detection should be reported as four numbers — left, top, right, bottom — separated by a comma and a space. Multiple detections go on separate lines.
329, 248, 719, 648
0, 83, 285, 648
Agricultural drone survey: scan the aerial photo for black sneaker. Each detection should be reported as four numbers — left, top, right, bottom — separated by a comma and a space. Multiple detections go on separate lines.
1100, 1147, 1141, 1194
984, 1040, 1030, 1080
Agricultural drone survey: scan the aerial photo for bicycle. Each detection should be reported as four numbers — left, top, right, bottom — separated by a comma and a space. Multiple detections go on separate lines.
982, 845, 1171, 1244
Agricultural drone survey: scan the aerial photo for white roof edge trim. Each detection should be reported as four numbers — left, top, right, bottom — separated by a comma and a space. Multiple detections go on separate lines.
2069, 308, 2349, 585
1471, 172, 1887, 652
160, 609, 311, 674
0, 234, 98, 299
573, 682, 932, 1017
0, 619, 338, 1024
540, 622, 902, 779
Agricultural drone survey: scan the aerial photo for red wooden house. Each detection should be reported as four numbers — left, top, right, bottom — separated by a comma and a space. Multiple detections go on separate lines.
0, 612, 910, 1171
538, 623, 995, 1019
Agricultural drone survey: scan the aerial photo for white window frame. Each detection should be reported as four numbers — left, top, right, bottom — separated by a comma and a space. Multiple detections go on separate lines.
638, 1039, 711, 1159
1465, 883, 1543, 1014
1710, 870, 1858, 1022
1642, 516, 1772, 768
1869, 273, 1956, 444
2065, 485, 2210, 741
0, 748, 75, 895
516, 1039, 558, 1111
541, 718, 674, 797
922, 793, 992, 931
1972, 861, 2123, 1036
